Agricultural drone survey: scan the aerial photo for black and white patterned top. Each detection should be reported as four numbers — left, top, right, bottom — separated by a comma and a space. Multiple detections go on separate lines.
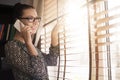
4, 40, 59, 80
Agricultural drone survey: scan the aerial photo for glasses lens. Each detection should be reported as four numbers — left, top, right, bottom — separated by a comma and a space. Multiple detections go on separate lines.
35, 17, 41, 22
20, 17, 41, 22
27, 18, 34, 22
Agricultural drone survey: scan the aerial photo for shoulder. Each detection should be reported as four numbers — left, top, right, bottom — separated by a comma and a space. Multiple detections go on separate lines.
5, 40, 20, 50
5, 40, 17, 46
4, 40, 22, 58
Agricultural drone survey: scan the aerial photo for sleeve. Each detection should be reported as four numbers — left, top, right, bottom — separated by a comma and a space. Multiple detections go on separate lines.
4, 42, 43, 79
42, 44, 59, 66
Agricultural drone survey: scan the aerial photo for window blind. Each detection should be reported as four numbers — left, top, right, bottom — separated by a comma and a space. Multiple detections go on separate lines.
40, 0, 89, 80
88, 0, 120, 80
43, 0, 57, 24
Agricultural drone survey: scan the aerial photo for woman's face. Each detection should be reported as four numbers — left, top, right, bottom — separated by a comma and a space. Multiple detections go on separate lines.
20, 8, 40, 34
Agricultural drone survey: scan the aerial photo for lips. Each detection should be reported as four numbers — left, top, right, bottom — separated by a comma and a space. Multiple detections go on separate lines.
31, 26, 36, 30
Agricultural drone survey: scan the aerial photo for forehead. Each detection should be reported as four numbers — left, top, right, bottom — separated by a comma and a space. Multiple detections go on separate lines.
22, 8, 38, 17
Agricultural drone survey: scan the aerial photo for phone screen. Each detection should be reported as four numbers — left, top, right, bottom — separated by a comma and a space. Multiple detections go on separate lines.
14, 19, 24, 32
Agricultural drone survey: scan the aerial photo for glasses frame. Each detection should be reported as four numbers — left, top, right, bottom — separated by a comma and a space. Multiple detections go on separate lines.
19, 17, 41, 23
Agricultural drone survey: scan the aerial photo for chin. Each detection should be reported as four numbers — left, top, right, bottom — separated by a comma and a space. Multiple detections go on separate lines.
31, 31, 36, 35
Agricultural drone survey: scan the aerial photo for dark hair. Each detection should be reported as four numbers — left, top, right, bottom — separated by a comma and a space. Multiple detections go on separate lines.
13, 3, 34, 20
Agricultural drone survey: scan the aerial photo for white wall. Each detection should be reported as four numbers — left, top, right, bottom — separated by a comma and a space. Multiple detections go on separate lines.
0, 0, 20, 5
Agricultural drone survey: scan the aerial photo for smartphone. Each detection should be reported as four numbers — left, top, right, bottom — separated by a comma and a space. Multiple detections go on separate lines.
14, 19, 25, 32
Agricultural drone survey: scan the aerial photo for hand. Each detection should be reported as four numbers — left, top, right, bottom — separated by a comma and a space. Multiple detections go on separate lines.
51, 20, 64, 46
20, 25, 33, 44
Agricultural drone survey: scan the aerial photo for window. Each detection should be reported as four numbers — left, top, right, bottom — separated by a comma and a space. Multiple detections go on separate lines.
38, 0, 120, 80
88, 0, 120, 80
40, 0, 89, 80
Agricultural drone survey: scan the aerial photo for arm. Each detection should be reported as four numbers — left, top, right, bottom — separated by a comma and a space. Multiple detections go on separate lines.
42, 44, 59, 66
21, 26, 38, 56
51, 22, 59, 46
42, 22, 62, 66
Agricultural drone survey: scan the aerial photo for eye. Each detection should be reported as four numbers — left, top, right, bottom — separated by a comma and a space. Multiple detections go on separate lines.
19, 17, 41, 22
27, 18, 34, 22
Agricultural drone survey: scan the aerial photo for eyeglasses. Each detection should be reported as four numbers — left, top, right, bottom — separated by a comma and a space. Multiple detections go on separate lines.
19, 17, 41, 23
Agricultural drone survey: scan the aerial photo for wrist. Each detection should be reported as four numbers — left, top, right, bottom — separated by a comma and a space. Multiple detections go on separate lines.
25, 41, 33, 46
25, 42, 38, 56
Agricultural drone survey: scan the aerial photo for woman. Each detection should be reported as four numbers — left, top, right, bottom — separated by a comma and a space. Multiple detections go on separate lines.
4, 3, 59, 80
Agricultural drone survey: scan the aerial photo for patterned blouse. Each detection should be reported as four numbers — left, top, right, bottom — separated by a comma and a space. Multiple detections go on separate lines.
4, 40, 59, 80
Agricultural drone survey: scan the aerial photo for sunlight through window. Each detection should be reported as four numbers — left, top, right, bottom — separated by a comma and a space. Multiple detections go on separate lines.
41, 0, 89, 80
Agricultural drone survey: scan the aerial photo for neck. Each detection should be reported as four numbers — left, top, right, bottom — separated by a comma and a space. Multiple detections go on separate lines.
14, 32, 25, 44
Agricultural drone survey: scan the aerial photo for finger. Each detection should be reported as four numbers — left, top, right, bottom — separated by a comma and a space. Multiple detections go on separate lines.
21, 26, 30, 32
27, 28, 32, 33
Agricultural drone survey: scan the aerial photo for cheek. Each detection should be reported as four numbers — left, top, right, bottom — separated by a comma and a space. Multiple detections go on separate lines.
26, 23, 39, 34
27, 22, 39, 27
31, 25, 38, 34
27, 23, 33, 26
